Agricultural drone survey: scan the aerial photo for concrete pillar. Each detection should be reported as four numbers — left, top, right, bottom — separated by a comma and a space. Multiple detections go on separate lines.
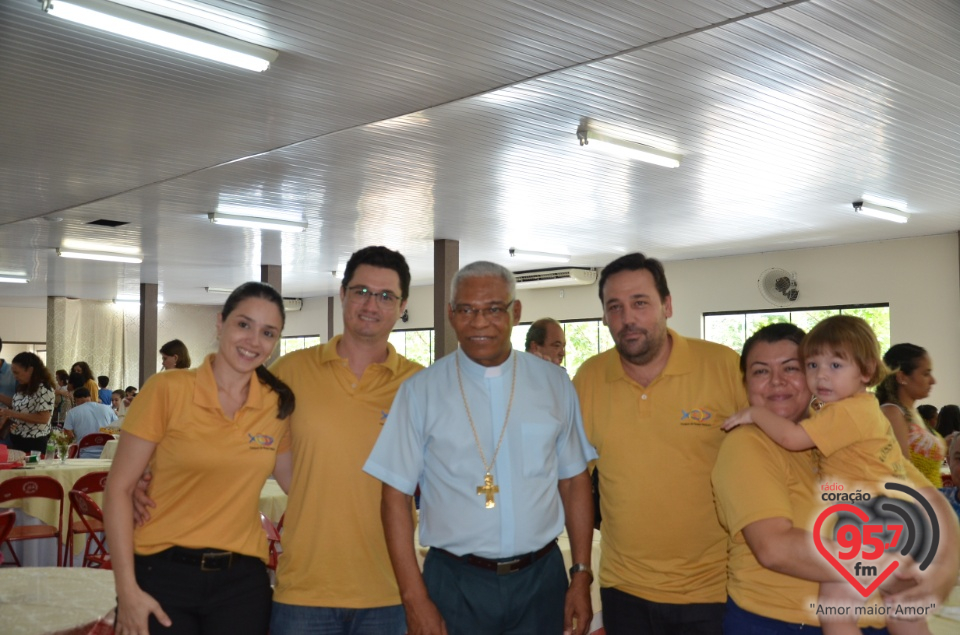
138, 283, 159, 387
433, 239, 459, 359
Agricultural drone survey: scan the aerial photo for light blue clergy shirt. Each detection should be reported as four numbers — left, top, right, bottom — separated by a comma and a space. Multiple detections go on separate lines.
364, 348, 596, 559
0, 360, 15, 399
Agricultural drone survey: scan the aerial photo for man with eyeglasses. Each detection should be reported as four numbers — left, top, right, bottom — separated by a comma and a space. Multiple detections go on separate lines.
269, 245, 424, 635
525, 317, 566, 366
364, 260, 596, 635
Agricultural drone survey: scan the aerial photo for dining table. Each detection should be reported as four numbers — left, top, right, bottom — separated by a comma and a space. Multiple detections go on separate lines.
0, 567, 115, 635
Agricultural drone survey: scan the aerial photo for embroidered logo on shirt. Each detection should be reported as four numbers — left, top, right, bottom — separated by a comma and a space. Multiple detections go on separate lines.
680, 408, 713, 425
248, 433, 275, 450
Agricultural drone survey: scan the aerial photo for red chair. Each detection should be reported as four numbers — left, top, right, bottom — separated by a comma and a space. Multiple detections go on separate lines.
260, 513, 281, 571
77, 433, 116, 457
68, 490, 111, 568
67, 444, 78, 459
64, 471, 109, 566
0, 475, 64, 566
0, 509, 16, 565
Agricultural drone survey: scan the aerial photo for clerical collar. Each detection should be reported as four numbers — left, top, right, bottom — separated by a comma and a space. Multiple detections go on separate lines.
456, 348, 515, 379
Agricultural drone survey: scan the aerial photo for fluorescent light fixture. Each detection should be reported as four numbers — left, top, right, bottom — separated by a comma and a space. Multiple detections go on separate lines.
578, 128, 681, 168
853, 201, 909, 224
205, 286, 233, 294
58, 249, 143, 264
0, 276, 28, 284
42, 0, 278, 72
113, 298, 139, 306
509, 248, 571, 264
209, 212, 306, 232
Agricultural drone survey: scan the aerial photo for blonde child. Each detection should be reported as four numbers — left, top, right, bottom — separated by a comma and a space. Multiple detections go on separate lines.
723, 315, 925, 635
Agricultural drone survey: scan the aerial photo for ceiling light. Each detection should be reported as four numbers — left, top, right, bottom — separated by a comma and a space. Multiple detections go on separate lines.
57, 249, 143, 264
205, 287, 233, 294
0, 276, 28, 284
509, 248, 571, 264
853, 201, 909, 224
209, 212, 306, 232
41, 0, 278, 72
577, 126, 681, 168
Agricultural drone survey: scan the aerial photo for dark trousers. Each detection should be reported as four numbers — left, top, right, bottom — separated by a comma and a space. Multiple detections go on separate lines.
10, 434, 49, 453
722, 599, 889, 635
601, 587, 724, 635
423, 543, 567, 635
134, 549, 272, 635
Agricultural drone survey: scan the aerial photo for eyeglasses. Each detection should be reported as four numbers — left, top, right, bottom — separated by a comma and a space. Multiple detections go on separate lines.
451, 300, 515, 320
346, 285, 402, 307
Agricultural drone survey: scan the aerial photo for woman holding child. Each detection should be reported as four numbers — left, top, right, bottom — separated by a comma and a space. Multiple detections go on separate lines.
713, 321, 959, 635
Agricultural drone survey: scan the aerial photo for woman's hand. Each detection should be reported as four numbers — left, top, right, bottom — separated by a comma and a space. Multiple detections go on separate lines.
722, 407, 756, 431
116, 587, 171, 635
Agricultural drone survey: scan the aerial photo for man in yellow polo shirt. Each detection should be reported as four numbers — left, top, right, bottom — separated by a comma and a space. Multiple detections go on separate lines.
269, 246, 423, 635
572, 252, 747, 635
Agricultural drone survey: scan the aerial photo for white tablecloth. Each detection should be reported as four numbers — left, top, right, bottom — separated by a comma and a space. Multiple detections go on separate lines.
0, 567, 115, 635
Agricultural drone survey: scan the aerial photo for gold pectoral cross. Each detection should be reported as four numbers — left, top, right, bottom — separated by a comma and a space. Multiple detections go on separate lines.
477, 472, 499, 509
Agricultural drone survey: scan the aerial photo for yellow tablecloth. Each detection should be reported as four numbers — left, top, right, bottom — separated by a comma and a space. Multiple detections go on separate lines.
99, 439, 119, 460
0, 567, 115, 635
259, 479, 287, 524
0, 459, 112, 541
931, 582, 960, 635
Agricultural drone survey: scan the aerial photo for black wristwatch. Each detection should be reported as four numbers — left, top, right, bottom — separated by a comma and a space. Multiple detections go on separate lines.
569, 563, 593, 583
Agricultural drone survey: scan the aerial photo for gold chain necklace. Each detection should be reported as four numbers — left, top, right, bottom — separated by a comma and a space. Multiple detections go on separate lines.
455, 351, 517, 509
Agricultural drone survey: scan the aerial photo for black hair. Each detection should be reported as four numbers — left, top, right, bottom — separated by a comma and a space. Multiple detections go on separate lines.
159, 339, 191, 368
341, 246, 411, 300
69, 374, 85, 389
598, 252, 670, 303
97, 375, 109, 389
876, 343, 928, 408
71, 361, 94, 383
11, 352, 55, 395
73, 387, 91, 400
937, 405, 960, 437
222, 281, 296, 420
739, 322, 806, 378
525, 318, 560, 351
917, 404, 938, 423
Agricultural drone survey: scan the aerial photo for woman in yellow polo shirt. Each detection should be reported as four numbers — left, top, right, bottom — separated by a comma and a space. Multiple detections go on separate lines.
105, 281, 295, 635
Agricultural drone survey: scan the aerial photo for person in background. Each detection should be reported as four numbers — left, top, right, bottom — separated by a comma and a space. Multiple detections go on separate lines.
159, 339, 191, 370
112, 389, 127, 417
936, 404, 960, 444
104, 281, 295, 635
876, 343, 947, 487
0, 352, 56, 453
98, 375, 112, 405
525, 317, 567, 366
71, 361, 101, 403
0, 338, 16, 444
123, 385, 138, 409
64, 387, 118, 458
940, 435, 960, 519
53, 369, 74, 429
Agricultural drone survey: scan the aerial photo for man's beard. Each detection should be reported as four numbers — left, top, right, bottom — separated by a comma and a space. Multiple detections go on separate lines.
614, 326, 666, 366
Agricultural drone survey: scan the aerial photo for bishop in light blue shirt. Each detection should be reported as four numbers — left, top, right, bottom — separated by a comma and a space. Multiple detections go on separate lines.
364, 347, 595, 558
363, 260, 597, 635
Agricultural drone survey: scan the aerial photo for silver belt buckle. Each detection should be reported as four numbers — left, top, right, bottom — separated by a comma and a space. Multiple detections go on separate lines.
200, 551, 232, 571
496, 558, 520, 575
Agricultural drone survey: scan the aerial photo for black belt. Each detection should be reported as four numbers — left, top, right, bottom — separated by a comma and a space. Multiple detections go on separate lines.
139, 547, 249, 572
432, 540, 557, 575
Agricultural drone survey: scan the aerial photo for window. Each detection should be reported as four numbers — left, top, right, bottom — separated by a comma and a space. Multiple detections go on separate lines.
388, 329, 435, 367
703, 305, 890, 355
280, 335, 322, 356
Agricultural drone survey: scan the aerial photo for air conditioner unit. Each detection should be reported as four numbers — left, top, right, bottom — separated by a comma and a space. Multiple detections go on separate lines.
283, 298, 303, 312
514, 267, 598, 289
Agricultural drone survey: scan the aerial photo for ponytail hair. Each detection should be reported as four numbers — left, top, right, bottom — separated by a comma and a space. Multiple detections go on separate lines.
256, 365, 295, 420
222, 281, 296, 420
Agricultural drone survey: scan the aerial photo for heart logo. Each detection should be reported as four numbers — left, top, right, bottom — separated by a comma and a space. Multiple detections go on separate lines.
812, 503, 900, 598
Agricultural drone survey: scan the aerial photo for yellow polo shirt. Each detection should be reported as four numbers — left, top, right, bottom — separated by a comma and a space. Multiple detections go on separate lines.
123, 354, 288, 561
272, 337, 423, 608
573, 330, 747, 604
